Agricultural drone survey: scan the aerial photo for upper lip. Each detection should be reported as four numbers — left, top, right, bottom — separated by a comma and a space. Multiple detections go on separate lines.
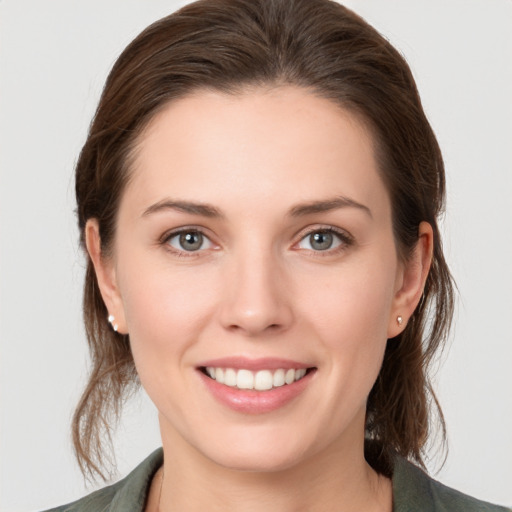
197, 357, 314, 371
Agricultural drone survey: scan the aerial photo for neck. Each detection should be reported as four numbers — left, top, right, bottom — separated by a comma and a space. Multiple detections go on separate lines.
155, 422, 392, 512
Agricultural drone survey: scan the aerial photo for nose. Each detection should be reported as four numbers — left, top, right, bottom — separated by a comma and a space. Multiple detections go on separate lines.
218, 247, 294, 337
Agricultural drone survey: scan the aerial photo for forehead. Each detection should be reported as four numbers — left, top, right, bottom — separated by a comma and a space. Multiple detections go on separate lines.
125, 86, 389, 218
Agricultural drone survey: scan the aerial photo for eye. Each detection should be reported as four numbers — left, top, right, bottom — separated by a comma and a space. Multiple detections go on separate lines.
165, 229, 214, 252
296, 228, 350, 252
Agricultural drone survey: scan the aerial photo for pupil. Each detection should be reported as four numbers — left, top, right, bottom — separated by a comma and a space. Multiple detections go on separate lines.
180, 231, 202, 251
311, 231, 333, 250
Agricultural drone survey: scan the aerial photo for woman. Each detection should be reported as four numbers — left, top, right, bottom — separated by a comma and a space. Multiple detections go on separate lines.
42, 0, 509, 510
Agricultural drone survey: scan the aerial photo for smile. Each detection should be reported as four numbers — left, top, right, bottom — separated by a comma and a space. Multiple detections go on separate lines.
197, 357, 316, 413
203, 367, 309, 391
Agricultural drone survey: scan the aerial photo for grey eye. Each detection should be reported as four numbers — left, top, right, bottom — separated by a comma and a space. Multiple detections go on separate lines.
297, 230, 344, 251
180, 232, 203, 251
167, 231, 212, 252
309, 231, 334, 250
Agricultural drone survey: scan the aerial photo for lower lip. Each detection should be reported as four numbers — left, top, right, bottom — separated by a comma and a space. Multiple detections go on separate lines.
198, 369, 315, 414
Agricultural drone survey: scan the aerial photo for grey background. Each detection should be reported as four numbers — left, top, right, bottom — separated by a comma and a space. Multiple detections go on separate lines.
1, 0, 511, 510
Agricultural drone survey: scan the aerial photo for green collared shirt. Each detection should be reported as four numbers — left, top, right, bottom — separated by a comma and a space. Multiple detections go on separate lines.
44, 449, 511, 511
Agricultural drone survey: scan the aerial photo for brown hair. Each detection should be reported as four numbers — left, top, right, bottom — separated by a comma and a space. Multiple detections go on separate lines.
73, 0, 454, 480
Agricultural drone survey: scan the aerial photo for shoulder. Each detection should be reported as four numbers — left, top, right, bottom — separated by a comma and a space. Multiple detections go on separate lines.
42, 483, 118, 512
392, 456, 511, 512
41, 449, 163, 512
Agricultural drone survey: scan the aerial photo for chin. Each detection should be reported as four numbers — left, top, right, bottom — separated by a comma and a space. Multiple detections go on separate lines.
209, 447, 306, 473
196, 427, 314, 473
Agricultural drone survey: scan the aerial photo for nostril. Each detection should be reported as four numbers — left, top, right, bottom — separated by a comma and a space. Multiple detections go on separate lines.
225, 322, 283, 334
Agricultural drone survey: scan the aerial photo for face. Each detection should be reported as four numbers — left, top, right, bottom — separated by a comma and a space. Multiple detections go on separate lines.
90, 86, 425, 473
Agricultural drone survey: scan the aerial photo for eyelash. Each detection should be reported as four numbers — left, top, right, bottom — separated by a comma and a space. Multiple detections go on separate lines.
293, 226, 354, 256
160, 227, 216, 258
160, 225, 354, 257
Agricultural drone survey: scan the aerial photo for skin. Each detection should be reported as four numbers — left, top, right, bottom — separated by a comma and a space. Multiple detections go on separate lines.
87, 86, 433, 511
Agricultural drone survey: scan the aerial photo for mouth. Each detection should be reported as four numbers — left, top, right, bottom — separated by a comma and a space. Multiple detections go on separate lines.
196, 357, 317, 413
199, 366, 315, 391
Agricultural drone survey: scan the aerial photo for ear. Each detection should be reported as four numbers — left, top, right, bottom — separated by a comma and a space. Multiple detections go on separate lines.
387, 221, 433, 338
85, 219, 128, 334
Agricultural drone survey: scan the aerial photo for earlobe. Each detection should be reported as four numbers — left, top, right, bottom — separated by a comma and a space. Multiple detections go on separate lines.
85, 220, 127, 334
388, 221, 433, 338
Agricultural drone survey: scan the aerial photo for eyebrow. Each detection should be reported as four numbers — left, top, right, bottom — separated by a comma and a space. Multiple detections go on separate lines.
142, 199, 224, 218
142, 195, 372, 219
289, 196, 372, 218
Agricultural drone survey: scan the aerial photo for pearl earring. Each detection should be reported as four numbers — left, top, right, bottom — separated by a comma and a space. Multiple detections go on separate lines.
108, 314, 118, 332
397, 315, 403, 326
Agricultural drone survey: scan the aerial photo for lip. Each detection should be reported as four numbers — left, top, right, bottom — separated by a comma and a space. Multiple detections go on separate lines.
197, 356, 311, 371
196, 358, 316, 414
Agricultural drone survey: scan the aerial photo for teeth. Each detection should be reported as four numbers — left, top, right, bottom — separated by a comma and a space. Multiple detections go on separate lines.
273, 369, 285, 387
295, 368, 307, 380
215, 368, 224, 384
237, 369, 254, 389
204, 366, 309, 390
224, 368, 237, 387
254, 370, 273, 391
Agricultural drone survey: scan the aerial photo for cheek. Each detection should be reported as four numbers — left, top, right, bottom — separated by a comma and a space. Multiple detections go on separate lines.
116, 256, 219, 370
297, 255, 397, 388
302, 257, 397, 338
